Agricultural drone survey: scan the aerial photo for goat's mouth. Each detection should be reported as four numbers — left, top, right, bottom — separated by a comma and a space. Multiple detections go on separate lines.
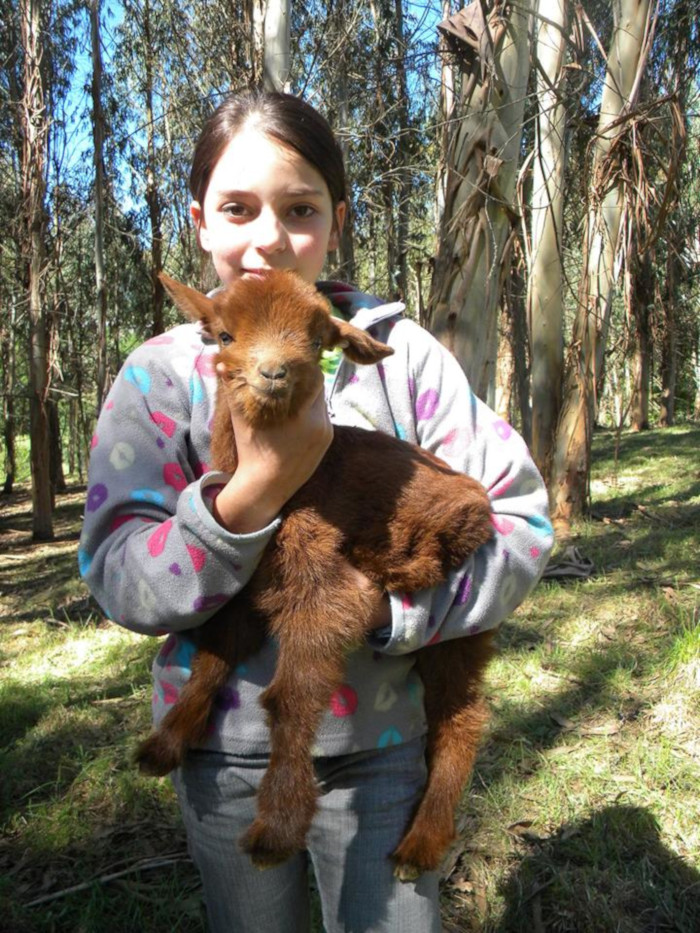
249, 380, 291, 399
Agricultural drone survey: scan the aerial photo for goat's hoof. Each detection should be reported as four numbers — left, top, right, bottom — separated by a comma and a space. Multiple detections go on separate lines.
391, 828, 448, 881
134, 733, 182, 777
240, 819, 300, 870
393, 861, 422, 883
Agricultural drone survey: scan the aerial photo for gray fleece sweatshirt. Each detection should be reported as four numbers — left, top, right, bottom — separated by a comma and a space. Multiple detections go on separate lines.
79, 282, 554, 756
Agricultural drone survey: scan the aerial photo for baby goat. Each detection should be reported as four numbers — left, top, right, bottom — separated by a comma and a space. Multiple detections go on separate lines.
136, 271, 495, 880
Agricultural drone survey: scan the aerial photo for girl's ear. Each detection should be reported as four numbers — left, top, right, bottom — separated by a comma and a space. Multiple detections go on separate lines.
330, 318, 394, 365
190, 201, 211, 252
160, 273, 217, 334
327, 201, 347, 252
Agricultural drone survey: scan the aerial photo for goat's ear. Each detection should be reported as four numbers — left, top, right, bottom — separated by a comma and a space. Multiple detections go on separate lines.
330, 319, 394, 365
160, 273, 217, 332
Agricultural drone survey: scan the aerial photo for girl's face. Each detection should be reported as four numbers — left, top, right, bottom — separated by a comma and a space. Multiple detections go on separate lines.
191, 126, 345, 287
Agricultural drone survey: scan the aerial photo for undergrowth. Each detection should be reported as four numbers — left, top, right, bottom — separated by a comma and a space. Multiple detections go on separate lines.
1, 425, 698, 932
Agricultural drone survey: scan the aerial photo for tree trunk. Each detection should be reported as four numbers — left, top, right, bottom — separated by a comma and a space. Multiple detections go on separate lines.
659, 249, 679, 427
20, 0, 54, 539
428, 1, 530, 403
629, 250, 653, 431
143, 0, 164, 336
336, 71, 356, 281
48, 397, 67, 493
528, 0, 567, 482
262, 0, 290, 91
505, 258, 531, 443
251, 0, 266, 87
435, 0, 456, 226
393, 0, 410, 300
330, 5, 356, 282
369, 0, 399, 297
1, 294, 17, 495
91, 0, 109, 413
550, 0, 652, 529
693, 324, 700, 421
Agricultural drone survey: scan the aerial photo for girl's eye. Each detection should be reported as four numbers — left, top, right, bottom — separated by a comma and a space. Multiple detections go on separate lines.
219, 332, 234, 346
222, 203, 249, 218
289, 205, 316, 220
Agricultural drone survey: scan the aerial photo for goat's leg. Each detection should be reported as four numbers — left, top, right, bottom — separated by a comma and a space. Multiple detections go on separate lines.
136, 603, 266, 776
392, 630, 495, 881
239, 643, 347, 868
239, 560, 382, 869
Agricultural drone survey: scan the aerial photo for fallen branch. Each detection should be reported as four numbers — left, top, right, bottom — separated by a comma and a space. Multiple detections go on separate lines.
25, 853, 192, 908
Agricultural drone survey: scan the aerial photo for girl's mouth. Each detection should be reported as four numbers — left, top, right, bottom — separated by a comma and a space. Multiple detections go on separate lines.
241, 268, 275, 279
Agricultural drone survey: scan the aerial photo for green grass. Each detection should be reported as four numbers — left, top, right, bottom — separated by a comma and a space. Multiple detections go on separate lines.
1, 425, 699, 931
440, 425, 700, 932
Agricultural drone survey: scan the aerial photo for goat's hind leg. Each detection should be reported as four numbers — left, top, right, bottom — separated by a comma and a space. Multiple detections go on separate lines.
392, 630, 495, 881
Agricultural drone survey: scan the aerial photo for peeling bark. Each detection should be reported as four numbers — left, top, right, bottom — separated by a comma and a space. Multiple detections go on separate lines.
429, 2, 530, 403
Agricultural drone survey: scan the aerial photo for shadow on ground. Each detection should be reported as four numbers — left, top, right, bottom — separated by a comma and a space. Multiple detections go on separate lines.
496, 804, 700, 932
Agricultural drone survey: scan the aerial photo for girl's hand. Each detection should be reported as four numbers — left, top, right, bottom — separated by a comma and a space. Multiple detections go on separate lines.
212, 370, 333, 533
346, 565, 392, 632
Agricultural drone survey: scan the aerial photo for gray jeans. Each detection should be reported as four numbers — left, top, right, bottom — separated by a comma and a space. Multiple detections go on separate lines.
172, 737, 442, 933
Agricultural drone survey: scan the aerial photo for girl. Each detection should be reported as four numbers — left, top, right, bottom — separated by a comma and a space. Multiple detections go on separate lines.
79, 90, 554, 933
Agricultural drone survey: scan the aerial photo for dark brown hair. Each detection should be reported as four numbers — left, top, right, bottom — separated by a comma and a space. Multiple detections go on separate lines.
189, 90, 346, 208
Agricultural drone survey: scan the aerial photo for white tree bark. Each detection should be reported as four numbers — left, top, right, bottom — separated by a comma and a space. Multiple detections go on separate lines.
429, 2, 531, 403
436, 0, 456, 226
262, 0, 290, 92
528, 0, 567, 480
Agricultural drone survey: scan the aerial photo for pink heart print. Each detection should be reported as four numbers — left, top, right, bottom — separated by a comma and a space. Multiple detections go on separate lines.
147, 519, 173, 557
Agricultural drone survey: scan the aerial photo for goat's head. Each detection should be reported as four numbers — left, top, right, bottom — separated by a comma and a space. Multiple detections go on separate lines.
160, 270, 394, 425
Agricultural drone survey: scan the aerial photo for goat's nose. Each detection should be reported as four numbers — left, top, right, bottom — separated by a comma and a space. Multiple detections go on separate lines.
258, 363, 288, 381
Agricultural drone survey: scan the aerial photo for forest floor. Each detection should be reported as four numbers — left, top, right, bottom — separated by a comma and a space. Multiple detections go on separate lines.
1, 424, 699, 932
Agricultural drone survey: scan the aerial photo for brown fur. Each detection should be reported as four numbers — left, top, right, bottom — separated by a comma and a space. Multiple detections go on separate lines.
136, 271, 496, 880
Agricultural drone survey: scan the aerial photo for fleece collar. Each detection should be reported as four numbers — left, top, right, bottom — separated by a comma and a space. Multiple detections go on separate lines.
317, 281, 405, 331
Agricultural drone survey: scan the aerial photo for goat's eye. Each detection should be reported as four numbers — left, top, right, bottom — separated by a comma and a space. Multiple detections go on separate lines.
311, 337, 323, 352
219, 332, 234, 346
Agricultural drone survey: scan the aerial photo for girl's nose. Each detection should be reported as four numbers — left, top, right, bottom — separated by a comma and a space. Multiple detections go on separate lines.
252, 209, 287, 253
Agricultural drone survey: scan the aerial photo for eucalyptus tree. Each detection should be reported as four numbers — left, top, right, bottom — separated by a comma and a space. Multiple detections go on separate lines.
527, 0, 567, 481
427, 1, 531, 403
90, 0, 109, 412
550, 0, 653, 528
262, 0, 291, 90
654, 0, 700, 427
0, 0, 23, 494
18, 0, 54, 537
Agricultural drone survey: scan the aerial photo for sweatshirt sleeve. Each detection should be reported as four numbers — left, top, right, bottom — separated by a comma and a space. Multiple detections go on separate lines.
369, 320, 554, 655
78, 330, 280, 636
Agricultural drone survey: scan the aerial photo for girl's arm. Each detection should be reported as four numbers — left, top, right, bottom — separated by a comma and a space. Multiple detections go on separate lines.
368, 319, 554, 654
79, 332, 331, 636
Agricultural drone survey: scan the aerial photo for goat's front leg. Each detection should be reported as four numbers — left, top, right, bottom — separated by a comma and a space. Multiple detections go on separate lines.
239, 560, 381, 869
136, 601, 266, 776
